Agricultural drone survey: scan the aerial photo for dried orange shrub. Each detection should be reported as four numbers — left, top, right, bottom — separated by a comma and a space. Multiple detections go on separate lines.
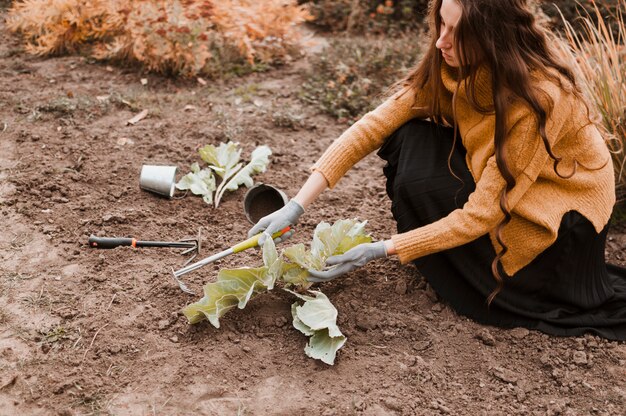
8, 0, 311, 76
6, 0, 122, 55
211, 0, 312, 64
94, 0, 219, 76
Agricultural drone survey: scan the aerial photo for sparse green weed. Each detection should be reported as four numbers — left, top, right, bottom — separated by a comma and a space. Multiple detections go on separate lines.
37, 97, 78, 115
41, 325, 69, 344
303, 0, 429, 34
300, 33, 421, 122
233, 83, 260, 103
210, 108, 244, 142
271, 106, 305, 130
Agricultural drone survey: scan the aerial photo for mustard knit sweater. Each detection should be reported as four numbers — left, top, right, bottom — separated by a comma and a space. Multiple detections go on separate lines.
312, 63, 616, 275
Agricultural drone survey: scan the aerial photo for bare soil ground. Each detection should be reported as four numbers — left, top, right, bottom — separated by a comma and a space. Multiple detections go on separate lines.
1, 17, 625, 416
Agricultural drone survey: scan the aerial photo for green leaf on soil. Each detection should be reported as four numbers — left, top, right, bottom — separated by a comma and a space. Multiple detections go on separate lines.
214, 145, 272, 207
305, 329, 347, 365
291, 302, 315, 336
182, 266, 269, 326
175, 162, 216, 204
288, 289, 347, 365
198, 141, 241, 179
182, 237, 282, 326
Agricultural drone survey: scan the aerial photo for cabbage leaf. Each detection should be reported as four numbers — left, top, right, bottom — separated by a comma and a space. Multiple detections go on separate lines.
182, 237, 282, 326
214, 145, 272, 207
198, 141, 241, 179
283, 219, 372, 287
287, 289, 347, 365
180, 141, 271, 206
183, 219, 371, 365
175, 162, 216, 204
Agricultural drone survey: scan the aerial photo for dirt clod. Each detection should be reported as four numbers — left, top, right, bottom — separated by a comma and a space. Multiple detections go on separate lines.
492, 366, 519, 385
572, 351, 588, 365
356, 315, 377, 331
476, 329, 497, 346
509, 327, 530, 339
394, 279, 407, 295
0, 375, 18, 391
431, 303, 444, 313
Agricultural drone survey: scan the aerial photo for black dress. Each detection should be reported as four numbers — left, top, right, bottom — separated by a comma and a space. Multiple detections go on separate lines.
377, 119, 626, 340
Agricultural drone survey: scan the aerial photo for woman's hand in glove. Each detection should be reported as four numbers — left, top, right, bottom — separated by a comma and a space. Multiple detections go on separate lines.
307, 241, 388, 282
248, 199, 304, 245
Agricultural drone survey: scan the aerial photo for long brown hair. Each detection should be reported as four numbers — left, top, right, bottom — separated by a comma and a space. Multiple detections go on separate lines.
403, 0, 587, 303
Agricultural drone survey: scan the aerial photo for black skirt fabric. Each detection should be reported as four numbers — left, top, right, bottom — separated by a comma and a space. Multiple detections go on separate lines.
377, 119, 626, 340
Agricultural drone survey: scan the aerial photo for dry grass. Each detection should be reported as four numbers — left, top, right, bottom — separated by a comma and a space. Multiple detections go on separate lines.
5, 0, 122, 55
7, 0, 311, 77
212, 0, 311, 64
93, 0, 218, 77
555, 0, 626, 201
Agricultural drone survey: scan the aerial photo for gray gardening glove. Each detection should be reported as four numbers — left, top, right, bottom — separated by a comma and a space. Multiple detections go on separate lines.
307, 241, 388, 282
248, 199, 304, 245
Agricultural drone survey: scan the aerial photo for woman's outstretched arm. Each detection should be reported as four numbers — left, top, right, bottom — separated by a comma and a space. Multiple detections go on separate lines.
292, 171, 328, 209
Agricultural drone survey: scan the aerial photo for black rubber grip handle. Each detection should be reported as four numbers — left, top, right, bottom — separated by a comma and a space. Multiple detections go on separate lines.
88, 235, 135, 249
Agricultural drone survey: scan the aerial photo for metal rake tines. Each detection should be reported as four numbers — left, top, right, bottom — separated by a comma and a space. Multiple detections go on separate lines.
170, 267, 196, 295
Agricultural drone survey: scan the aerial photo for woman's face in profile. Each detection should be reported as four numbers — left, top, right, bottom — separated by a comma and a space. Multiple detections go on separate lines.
435, 0, 463, 67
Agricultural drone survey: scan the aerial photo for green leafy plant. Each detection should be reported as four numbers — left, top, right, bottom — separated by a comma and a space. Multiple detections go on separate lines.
199, 141, 242, 179
183, 236, 283, 326
214, 145, 272, 207
183, 219, 373, 364
288, 289, 347, 365
282, 219, 372, 287
175, 162, 217, 204
176, 141, 271, 207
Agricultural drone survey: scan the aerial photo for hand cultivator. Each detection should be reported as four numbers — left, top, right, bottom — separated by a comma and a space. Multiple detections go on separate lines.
88, 231, 200, 265
88, 230, 201, 293
88, 235, 200, 262
88, 227, 291, 295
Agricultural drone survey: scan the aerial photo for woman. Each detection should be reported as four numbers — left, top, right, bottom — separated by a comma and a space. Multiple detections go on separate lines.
249, 0, 626, 340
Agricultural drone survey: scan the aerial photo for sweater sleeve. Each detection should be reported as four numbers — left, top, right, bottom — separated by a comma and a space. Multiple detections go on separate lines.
312, 87, 429, 188
391, 112, 550, 264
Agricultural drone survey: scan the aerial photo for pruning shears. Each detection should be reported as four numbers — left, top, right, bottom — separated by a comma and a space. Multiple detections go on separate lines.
171, 226, 291, 294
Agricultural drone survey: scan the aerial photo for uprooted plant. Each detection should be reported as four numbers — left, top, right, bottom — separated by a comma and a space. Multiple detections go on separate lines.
176, 141, 271, 207
183, 219, 373, 364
